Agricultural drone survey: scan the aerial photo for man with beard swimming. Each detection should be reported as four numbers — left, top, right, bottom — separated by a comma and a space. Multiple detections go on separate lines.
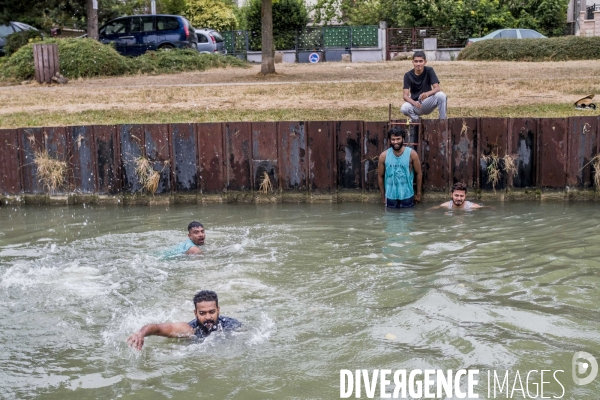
438, 181, 483, 210
377, 126, 422, 208
127, 290, 241, 350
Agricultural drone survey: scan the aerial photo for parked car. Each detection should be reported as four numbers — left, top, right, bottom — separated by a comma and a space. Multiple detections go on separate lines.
195, 28, 226, 54
0, 21, 40, 56
467, 29, 546, 45
98, 14, 198, 56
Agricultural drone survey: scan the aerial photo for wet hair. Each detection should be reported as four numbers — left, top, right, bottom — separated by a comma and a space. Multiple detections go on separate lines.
193, 290, 218, 308
413, 51, 426, 60
188, 221, 204, 232
452, 182, 468, 193
387, 126, 406, 140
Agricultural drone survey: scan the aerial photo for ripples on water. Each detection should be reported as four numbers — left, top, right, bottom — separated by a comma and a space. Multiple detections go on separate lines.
0, 203, 599, 399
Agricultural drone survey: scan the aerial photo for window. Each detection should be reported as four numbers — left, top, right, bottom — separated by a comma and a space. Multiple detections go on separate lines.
500, 30, 518, 39
520, 29, 543, 39
102, 19, 129, 35
130, 16, 154, 32
156, 16, 179, 31
211, 32, 224, 43
198, 34, 208, 43
0, 24, 15, 38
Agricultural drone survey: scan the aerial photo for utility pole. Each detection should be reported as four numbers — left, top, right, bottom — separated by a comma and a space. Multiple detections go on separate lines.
151, 0, 156, 14
87, 0, 99, 39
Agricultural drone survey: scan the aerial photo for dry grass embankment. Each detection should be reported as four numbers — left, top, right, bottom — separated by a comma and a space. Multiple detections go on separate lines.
1, 60, 599, 128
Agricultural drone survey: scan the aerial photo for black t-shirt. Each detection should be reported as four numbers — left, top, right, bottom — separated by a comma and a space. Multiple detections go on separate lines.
188, 316, 241, 338
403, 66, 440, 101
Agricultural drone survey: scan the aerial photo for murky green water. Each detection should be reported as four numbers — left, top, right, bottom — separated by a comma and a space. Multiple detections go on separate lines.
0, 202, 599, 399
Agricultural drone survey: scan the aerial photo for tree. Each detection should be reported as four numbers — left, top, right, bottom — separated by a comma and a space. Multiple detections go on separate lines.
183, 0, 238, 31
261, 0, 274, 74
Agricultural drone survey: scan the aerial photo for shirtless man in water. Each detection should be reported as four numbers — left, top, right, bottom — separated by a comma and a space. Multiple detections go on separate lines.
439, 182, 483, 210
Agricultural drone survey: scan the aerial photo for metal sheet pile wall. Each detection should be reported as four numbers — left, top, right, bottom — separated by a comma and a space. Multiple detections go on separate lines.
0, 117, 599, 198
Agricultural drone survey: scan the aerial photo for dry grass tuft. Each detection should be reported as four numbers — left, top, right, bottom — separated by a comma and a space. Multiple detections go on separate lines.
258, 171, 273, 194
503, 154, 518, 178
34, 149, 67, 193
134, 156, 165, 195
581, 154, 600, 189
483, 154, 502, 190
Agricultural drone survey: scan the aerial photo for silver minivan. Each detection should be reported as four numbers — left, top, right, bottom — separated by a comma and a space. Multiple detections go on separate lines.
195, 28, 226, 54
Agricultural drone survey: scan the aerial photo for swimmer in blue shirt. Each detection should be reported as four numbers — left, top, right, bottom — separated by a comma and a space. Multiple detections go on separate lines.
127, 290, 241, 350
179, 221, 206, 255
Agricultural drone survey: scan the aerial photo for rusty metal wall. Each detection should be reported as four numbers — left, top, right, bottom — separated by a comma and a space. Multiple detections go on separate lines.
224, 122, 252, 191
198, 123, 224, 194
335, 121, 362, 190
567, 117, 598, 188
479, 118, 508, 190
172, 123, 198, 192
450, 118, 477, 188
538, 118, 568, 188
307, 122, 334, 192
19, 128, 44, 193
0, 129, 22, 195
421, 120, 449, 191
363, 122, 387, 191
278, 121, 307, 191
251, 122, 279, 192
144, 124, 171, 194
119, 124, 145, 193
95, 125, 120, 194
508, 119, 536, 188
69, 126, 96, 193
2, 118, 600, 198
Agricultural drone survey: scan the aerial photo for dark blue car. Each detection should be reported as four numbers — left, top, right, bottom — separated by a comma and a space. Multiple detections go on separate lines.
98, 14, 198, 56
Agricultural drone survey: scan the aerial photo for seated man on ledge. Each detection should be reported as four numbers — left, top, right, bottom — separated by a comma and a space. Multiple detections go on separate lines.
401, 51, 447, 122
439, 182, 483, 210
127, 290, 241, 350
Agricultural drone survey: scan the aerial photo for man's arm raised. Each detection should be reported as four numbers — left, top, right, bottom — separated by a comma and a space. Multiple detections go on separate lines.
377, 151, 387, 205
411, 150, 422, 203
127, 322, 194, 350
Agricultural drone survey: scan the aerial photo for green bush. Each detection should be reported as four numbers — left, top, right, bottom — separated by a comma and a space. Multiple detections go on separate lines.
457, 36, 600, 61
184, 0, 238, 31
135, 49, 247, 74
5, 29, 44, 56
0, 38, 248, 82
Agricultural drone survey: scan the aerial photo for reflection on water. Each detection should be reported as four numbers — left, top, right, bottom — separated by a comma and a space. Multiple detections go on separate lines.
0, 203, 599, 399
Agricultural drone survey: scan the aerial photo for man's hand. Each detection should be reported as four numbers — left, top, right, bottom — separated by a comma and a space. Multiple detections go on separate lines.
414, 193, 421, 203
418, 92, 429, 102
127, 331, 145, 350
413, 100, 422, 109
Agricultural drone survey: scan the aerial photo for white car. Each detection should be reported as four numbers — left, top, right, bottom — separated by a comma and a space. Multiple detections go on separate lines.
467, 29, 546, 45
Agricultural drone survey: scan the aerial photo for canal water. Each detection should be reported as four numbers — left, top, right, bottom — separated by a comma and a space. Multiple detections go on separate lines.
0, 202, 599, 399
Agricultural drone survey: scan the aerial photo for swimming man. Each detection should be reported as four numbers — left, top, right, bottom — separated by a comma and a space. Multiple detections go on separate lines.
175, 221, 205, 255
127, 290, 241, 350
438, 182, 482, 210
377, 127, 422, 208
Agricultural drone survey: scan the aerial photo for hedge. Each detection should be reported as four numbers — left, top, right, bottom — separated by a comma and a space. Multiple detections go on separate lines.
457, 36, 600, 61
0, 38, 248, 82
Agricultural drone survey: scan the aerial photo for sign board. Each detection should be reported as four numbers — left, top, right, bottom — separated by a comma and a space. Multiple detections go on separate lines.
309, 52, 320, 63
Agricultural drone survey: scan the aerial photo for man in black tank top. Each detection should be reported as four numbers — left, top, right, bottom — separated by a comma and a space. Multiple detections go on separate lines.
127, 290, 241, 349
401, 51, 447, 122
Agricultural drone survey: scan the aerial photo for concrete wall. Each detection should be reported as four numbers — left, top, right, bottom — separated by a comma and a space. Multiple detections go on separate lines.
1, 117, 599, 204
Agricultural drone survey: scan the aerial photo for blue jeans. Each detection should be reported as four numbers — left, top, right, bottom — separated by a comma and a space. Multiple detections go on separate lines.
386, 196, 415, 208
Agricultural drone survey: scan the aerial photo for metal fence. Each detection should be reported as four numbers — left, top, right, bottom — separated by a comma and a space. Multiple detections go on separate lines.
223, 25, 379, 54
387, 26, 468, 55
587, 4, 599, 19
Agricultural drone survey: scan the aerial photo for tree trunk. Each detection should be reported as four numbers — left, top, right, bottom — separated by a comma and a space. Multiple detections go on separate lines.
260, 0, 275, 75
87, 0, 99, 40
